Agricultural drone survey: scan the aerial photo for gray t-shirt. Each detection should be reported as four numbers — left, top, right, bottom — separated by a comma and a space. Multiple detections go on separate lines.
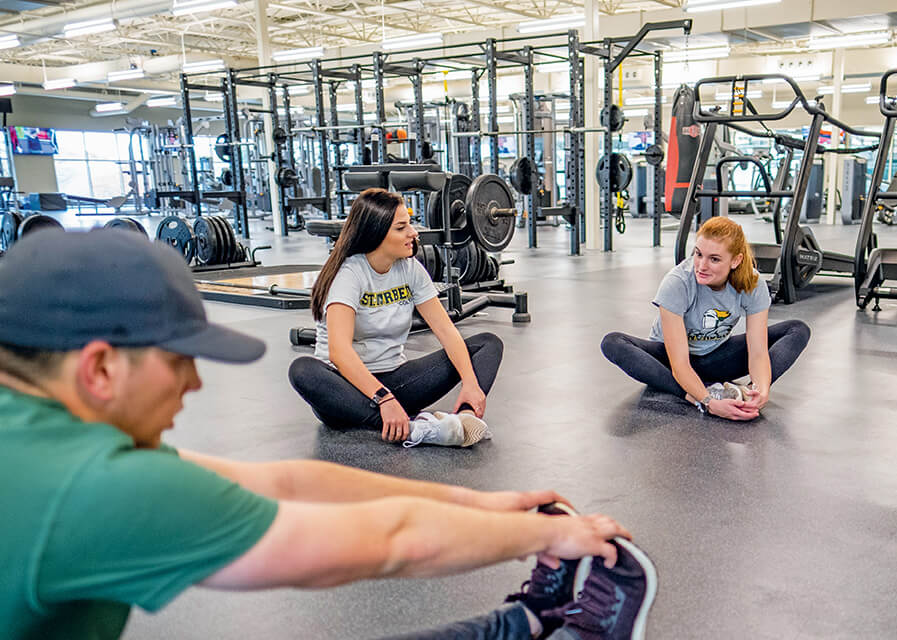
315, 254, 438, 372
649, 256, 771, 356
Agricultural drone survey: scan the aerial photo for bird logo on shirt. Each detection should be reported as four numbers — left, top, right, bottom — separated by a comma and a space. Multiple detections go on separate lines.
702, 309, 731, 329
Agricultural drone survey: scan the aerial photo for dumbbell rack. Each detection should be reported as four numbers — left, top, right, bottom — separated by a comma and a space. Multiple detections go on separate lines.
290, 164, 531, 347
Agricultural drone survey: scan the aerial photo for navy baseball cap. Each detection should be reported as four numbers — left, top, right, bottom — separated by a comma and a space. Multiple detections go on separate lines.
0, 228, 266, 362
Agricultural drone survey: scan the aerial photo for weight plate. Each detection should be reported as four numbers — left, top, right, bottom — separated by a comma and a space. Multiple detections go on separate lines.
488, 255, 499, 280
596, 153, 633, 193
204, 215, 221, 265
214, 134, 231, 162
645, 144, 664, 167
451, 244, 472, 284
18, 214, 63, 238
221, 216, 240, 263
1, 211, 23, 253
155, 216, 195, 263
509, 157, 534, 195
423, 245, 437, 280
465, 174, 516, 253
193, 217, 219, 265
214, 215, 232, 264
104, 217, 147, 236
426, 173, 472, 245
211, 216, 231, 264
600, 104, 625, 132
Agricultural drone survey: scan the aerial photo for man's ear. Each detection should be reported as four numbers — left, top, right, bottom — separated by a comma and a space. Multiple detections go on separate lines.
74, 341, 124, 404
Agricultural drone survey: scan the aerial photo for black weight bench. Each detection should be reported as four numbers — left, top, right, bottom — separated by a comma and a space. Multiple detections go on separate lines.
306, 218, 444, 245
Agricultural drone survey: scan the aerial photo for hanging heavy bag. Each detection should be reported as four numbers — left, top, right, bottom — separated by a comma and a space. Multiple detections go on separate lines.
664, 84, 701, 217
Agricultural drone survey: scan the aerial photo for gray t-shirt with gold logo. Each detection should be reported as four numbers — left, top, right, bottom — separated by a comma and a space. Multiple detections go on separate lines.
315, 254, 438, 372
649, 256, 771, 356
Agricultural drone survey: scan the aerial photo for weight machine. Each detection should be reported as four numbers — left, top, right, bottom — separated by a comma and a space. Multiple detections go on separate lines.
674, 73, 879, 304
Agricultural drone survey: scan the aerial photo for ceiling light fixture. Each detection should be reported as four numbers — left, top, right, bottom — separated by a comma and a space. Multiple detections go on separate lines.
818, 83, 871, 95
203, 91, 223, 102
714, 89, 762, 100
625, 96, 668, 106
0, 34, 20, 49
807, 31, 890, 50
43, 78, 77, 90
183, 59, 225, 73
63, 18, 116, 38
381, 33, 442, 51
287, 84, 311, 95
0, 84, 15, 96
107, 68, 145, 82
624, 108, 649, 117
272, 46, 323, 62
172, 0, 237, 16
517, 14, 584, 34
95, 101, 124, 113
664, 46, 731, 62
536, 62, 571, 74
147, 96, 177, 107
771, 100, 794, 109
686, 0, 781, 12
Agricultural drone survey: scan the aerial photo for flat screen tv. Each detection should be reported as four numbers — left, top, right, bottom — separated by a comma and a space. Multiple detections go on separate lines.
8, 126, 58, 155
627, 131, 655, 153
496, 134, 517, 158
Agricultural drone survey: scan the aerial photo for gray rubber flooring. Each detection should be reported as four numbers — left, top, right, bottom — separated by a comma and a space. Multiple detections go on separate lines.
98, 213, 897, 639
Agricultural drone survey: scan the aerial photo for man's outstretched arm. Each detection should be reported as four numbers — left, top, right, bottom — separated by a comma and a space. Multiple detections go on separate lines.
201, 497, 629, 590
179, 450, 567, 512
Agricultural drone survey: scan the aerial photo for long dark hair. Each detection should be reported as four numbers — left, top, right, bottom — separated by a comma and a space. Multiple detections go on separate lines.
311, 188, 410, 321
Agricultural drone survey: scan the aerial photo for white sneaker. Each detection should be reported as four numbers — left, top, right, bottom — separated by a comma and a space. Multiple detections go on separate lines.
434, 411, 492, 447
707, 382, 751, 401
403, 412, 465, 448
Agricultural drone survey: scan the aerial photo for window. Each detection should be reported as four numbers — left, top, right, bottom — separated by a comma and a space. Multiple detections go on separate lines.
53, 130, 134, 198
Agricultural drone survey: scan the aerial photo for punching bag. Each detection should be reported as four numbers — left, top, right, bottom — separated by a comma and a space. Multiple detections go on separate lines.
665, 84, 702, 217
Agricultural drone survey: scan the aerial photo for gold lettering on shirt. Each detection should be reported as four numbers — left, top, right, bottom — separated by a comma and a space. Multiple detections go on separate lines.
359, 285, 412, 307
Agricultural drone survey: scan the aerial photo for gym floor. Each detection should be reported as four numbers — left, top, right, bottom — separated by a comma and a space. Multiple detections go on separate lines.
62, 212, 895, 639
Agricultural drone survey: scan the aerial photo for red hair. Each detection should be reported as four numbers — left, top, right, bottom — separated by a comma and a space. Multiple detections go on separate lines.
697, 217, 759, 293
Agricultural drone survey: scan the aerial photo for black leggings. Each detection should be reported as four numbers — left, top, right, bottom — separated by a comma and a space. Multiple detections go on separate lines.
601, 320, 811, 398
289, 332, 504, 429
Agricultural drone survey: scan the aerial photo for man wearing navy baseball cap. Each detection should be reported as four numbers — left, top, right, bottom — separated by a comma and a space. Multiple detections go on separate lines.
0, 229, 651, 640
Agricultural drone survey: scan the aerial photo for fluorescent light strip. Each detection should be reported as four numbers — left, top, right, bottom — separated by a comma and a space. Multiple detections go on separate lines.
536, 62, 570, 74
43, 78, 77, 90
0, 34, 20, 49
686, 0, 780, 12
866, 96, 880, 105
271, 46, 323, 62
624, 108, 649, 117
107, 69, 145, 82
772, 100, 793, 109
808, 31, 890, 51
664, 46, 730, 62
0, 84, 15, 96
172, 0, 237, 16
625, 96, 667, 106
381, 33, 442, 51
714, 90, 762, 100
818, 83, 871, 95
183, 59, 225, 73
203, 91, 223, 102
517, 14, 584, 34
63, 18, 115, 38
287, 84, 311, 95
95, 101, 124, 113
147, 96, 177, 107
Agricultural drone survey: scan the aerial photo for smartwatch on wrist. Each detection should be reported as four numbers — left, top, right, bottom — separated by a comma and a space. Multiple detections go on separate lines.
370, 386, 392, 409
696, 395, 712, 415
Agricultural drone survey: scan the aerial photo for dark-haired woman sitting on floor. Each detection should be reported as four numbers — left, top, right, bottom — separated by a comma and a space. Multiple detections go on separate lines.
289, 188, 503, 446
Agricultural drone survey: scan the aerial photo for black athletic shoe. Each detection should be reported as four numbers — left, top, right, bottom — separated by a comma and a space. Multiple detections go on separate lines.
541, 537, 658, 640
505, 503, 589, 633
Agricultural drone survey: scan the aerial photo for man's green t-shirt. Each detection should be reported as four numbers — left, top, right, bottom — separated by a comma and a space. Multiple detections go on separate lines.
0, 385, 279, 639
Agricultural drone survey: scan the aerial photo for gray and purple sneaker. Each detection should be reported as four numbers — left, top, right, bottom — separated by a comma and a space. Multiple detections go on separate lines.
541, 537, 657, 640
505, 503, 591, 636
